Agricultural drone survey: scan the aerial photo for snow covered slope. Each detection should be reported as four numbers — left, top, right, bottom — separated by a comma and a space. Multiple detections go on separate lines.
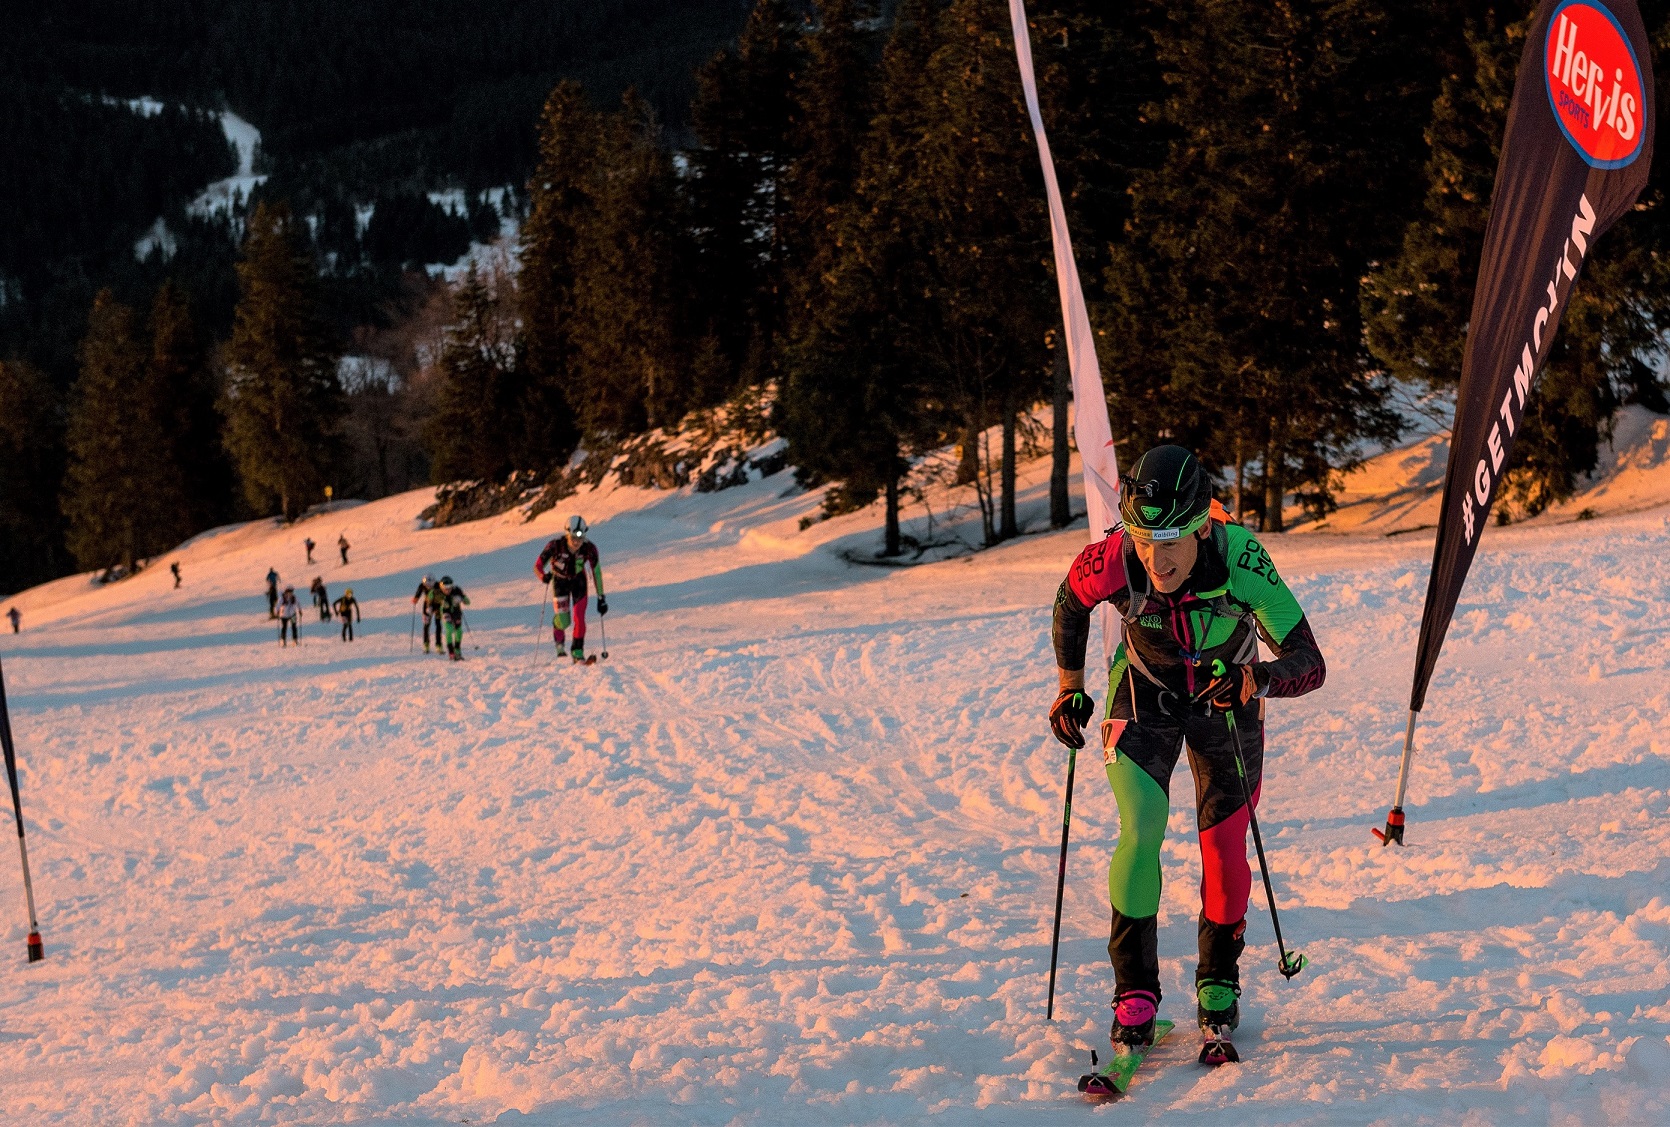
2, 449, 1670, 1125
1291, 405, 1670, 536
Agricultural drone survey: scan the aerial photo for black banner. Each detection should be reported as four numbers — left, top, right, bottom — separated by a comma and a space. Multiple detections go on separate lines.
1410, 0, 1654, 711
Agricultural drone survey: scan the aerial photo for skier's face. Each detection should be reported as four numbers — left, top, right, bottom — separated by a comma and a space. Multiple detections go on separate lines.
1131, 526, 1205, 594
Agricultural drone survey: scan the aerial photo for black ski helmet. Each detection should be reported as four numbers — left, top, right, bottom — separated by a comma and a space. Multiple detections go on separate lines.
1119, 445, 1212, 541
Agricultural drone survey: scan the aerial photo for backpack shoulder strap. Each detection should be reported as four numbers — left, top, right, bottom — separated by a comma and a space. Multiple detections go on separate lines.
1119, 536, 1150, 624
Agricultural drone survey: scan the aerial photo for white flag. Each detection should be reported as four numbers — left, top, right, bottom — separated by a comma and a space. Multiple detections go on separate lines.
1009, 0, 1122, 663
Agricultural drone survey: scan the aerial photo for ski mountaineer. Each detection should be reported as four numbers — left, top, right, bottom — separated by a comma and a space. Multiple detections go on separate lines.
338, 534, 350, 565
534, 515, 607, 663
437, 577, 470, 660
311, 576, 331, 621
7, 606, 19, 633
266, 568, 280, 618
423, 578, 447, 656
171, 561, 182, 588
412, 576, 440, 653
1049, 445, 1326, 1056
304, 537, 316, 564
278, 586, 301, 646
333, 588, 362, 641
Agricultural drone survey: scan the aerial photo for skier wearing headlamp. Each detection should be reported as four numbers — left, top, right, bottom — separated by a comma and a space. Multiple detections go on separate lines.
1049, 445, 1326, 1053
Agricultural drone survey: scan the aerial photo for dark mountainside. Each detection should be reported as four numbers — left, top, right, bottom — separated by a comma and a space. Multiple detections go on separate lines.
0, 0, 753, 380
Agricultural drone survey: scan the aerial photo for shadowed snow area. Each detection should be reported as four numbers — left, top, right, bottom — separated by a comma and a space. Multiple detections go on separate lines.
1, 448, 1669, 1125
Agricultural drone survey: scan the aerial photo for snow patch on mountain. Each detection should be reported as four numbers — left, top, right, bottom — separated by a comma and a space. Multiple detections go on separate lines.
187, 109, 265, 220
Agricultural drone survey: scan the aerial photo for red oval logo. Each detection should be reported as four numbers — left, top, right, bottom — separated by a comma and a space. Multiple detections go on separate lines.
1545, 2, 1646, 168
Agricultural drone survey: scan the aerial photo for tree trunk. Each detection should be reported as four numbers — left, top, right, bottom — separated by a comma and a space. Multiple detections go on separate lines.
1232, 434, 1245, 519
1050, 341, 1070, 528
956, 423, 979, 486
975, 431, 996, 546
883, 470, 902, 557
1263, 424, 1285, 534
1000, 392, 1018, 541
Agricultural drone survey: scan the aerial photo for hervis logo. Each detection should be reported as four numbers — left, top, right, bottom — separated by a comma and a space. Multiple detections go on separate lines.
1545, 1, 1646, 168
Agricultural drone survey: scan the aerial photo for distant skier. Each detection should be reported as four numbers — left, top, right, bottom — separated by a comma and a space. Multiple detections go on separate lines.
438, 576, 470, 660
412, 575, 440, 653
334, 588, 362, 641
305, 537, 316, 564
6, 607, 19, 633
338, 534, 350, 565
266, 568, 280, 618
310, 577, 331, 621
1048, 445, 1325, 1060
170, 562, 182, 588
278, 585, 300, 646
535, 515, 607, 663
423, 578, 447, 656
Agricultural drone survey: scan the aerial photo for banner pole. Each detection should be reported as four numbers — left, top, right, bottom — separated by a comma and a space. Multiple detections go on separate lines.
0, 657, 44, 962
1372, 710, 1418, 847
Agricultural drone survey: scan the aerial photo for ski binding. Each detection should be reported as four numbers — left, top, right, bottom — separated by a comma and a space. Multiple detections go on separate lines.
1198, 1023, 1239, 1066
1077, 1019, 1174, 1097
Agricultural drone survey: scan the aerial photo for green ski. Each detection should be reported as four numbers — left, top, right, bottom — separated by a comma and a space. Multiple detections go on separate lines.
1077, 1019, 1175, 1097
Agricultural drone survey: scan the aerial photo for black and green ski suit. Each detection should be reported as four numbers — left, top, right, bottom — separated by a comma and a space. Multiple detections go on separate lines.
1052, 518, 1325, 1000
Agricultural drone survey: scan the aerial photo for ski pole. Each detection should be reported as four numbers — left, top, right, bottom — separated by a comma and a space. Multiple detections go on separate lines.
409, 603, 416, 653
598, 612, 609, 661
0, 657, 45, 963
534, 580, 551, 657
1222, 700, 1306, 979
1045, 739, 1078, 1019
463, 611, 478, 651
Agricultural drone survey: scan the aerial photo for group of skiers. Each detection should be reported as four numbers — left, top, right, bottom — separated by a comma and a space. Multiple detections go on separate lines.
254, 513, 610, 665
410, 575, 471, 660
1048, 443, 1326, 1072
302, 534, 351, 566
267, 569, 362, 646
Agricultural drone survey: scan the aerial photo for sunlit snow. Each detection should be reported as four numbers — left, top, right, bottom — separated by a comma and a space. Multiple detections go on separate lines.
1, 441, 1668, 1124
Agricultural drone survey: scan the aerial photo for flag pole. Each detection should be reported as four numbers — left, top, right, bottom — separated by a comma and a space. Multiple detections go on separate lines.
1373, 711, 1418, 847
0, 657, 44, 962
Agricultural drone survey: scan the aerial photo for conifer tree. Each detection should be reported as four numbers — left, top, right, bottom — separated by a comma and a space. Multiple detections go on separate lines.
780, 1, 940, 555
1104, 0, 1437, 529
427, 267, 520, 483
784, 0, 881, 339
0, 358, 66, 592
689, 0, 803, 388
61, 291, 181, 572
148, 281, 234, 533
905, 0, 1054, 544
566, 91, 700, 438
221, 201, 342, 521
519, 81, 596, 467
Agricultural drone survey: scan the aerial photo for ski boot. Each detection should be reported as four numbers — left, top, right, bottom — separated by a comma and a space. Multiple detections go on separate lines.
1196, 979, 1240, 1065
570, 642, 586, 664
1110, 989, 1159, 1053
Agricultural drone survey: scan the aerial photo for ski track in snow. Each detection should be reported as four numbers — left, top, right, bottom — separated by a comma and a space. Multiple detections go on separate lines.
1, 463, 1669, 1125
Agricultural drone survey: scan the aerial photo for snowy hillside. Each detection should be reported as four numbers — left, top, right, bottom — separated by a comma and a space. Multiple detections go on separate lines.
2, 446, 1670, 1125
1290, 405, 1670, 535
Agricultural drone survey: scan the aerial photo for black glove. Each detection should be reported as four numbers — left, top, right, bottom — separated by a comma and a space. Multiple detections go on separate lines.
1198, 661, 1263, 710
1049, 688, 1096, 749
597, 596, 609, 616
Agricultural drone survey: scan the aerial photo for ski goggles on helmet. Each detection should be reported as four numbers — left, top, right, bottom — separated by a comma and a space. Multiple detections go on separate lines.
1119, 473, 1211, 542
1122, 510, 1211, 543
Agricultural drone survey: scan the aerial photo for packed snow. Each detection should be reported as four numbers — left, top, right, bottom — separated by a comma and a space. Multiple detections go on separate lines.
1, 440, 1669, 1125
